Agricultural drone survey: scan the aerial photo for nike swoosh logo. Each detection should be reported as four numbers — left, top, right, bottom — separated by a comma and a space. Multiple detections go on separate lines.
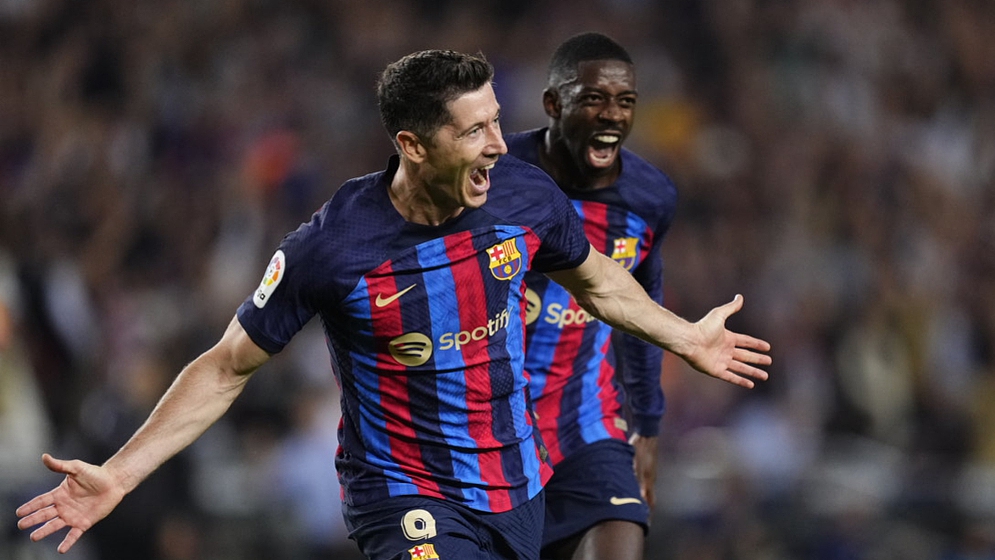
375, 284, 417, 308
610, 497, 643, 506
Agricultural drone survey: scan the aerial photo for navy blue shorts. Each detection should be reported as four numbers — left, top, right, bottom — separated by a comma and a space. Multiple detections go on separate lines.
542, 438, 649, 548
343, 492, 545, 560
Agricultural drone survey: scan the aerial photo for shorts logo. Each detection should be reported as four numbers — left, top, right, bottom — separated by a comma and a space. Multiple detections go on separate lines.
610, 496, 643, 506
487, 239, 523, 280
611, 237, 638, 271
402, 509, 437, 541
388, 333, 433, 367
408, 543, 440, 560
253, 250, 286, 308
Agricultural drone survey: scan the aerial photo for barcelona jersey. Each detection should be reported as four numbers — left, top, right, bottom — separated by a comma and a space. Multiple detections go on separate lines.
505, 129, 677, 466
236, 154, 590, 513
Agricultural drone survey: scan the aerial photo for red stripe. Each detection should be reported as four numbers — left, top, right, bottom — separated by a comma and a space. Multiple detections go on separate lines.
366, 272, 404, 369
529, 411, 555, 484
534, 301, 587, 465
520, 229, 553, 484
367, 270, 443, 498
640, 225, 654, 262
580, 201, 609, 254
518, 228, 542, 349
596, 336, 626, 440
520, 230, 555, 483
336, 416, 346, 500
521, 228, 541, 257
523, 216, 581, 447
445, 232, 511, 511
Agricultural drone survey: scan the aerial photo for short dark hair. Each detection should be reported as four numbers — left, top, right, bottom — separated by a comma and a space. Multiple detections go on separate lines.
547, 32, 633, 88
377, 50, 494, 143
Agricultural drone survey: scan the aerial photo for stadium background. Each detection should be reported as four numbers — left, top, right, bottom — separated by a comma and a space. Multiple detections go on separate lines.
1, 0, 994, 558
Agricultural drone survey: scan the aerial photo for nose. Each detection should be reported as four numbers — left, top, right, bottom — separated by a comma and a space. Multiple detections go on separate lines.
485, 120, 508, 156
599, 99, 624, 124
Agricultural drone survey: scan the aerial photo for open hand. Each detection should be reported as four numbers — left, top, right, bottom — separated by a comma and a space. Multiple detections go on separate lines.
16, 453, 125, 554
684, 294, 771, 388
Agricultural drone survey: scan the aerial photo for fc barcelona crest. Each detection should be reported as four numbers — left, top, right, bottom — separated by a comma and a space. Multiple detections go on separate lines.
408, 543, 440, 560
611, 237, 638, 271
487, 239, 523, 280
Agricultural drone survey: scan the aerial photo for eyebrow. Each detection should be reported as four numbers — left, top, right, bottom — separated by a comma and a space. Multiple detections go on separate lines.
455, 107, 501, 138
579, 86, 638, 96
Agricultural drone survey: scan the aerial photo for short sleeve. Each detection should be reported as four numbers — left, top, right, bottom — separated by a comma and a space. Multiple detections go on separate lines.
530, 187, 591, 273
236, 227, 319, 354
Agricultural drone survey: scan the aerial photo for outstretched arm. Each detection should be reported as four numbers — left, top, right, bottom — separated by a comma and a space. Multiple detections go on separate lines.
16, 316, 270, 554
545, 246, 771, 388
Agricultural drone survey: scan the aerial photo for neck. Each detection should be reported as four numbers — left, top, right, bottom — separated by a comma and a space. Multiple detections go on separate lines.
389, 160, 463, 226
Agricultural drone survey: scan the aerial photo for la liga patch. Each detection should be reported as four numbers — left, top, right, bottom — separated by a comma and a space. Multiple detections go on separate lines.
253, 250, 285, 308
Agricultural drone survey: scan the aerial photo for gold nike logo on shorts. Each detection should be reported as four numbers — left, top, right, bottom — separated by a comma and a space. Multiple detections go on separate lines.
610, 496, 643, 506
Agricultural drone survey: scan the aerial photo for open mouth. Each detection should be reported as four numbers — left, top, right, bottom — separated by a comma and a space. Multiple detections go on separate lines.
587, 133, 621, 168
469, 162, 496, 195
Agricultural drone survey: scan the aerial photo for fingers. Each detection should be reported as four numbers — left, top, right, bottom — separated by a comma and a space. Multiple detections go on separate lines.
735, 333, 772, 353
719, 296, 773, 354
728, 360, 769, 382
715, 371, 755, 389
29, 516, 66, 542
17, 502, 59, 530
41, 453, 76, 476
16, 454, 69, 518
732, 347, 772, 368
59, 528, 85, 554
16, 493, 55, 520
718, 294, 744, 318
713, 359, 771, 389
644, 486, 656, 511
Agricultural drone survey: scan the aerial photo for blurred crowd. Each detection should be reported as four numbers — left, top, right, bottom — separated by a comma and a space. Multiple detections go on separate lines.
1, 0, 994, 559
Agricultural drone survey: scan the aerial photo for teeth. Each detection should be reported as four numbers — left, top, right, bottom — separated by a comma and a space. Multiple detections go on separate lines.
594, 135, 620, 144
481, 163, 496, 170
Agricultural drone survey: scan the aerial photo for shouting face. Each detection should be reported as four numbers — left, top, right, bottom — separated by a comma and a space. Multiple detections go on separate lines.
420, 82, 507, 211
546, 59, 637, 187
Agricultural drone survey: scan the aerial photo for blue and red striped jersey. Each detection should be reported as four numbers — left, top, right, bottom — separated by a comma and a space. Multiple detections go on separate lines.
236, 154, 590, 513
505, 129, 678, 465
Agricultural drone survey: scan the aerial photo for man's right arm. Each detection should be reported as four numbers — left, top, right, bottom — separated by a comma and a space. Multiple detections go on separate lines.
545, 246, 771, 387
16, 316, 270, 554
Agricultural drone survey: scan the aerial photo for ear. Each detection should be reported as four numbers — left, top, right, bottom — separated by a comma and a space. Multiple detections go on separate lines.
396, 130, 427, 163
542, 88, 561, 119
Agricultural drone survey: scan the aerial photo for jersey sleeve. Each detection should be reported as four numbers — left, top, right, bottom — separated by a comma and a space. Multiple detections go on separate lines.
616, 185, 677, 437
236, 226, 320, 354
530, 185, 591, 273
616, 248, 665, 436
